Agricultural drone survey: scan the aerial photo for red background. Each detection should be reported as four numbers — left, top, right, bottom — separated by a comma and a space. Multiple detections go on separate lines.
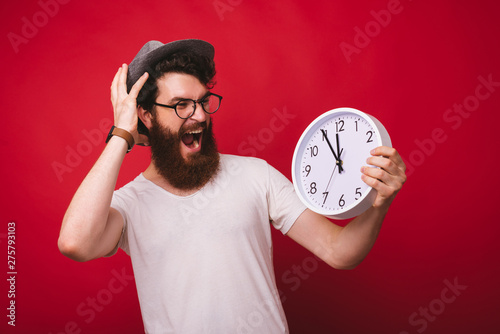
1, 0, 499, 333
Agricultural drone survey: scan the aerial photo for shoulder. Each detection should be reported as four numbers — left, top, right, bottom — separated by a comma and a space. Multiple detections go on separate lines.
220, 153, 268, 164
113, 174, 150, 199
217, 154, 292, 190
219, 154, 272, 177
220, 154, 270, 169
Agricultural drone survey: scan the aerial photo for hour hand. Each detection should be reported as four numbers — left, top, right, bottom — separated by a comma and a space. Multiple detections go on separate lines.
336, 132, 344, 169
320, 129, 344, 173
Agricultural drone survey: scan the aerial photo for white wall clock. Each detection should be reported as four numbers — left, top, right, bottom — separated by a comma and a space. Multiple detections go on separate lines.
292, 107, 392, 219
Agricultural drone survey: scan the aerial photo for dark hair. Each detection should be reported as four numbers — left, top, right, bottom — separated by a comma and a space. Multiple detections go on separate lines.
135, 52, 216, 136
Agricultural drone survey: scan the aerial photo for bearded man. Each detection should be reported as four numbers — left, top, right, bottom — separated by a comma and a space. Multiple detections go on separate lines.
58, 39, 406, 333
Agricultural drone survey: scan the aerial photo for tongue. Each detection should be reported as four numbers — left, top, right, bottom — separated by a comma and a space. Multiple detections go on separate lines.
182, 133, 194, 146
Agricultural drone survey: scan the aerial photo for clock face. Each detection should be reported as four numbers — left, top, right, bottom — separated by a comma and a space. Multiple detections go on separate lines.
292, 108, 391, 219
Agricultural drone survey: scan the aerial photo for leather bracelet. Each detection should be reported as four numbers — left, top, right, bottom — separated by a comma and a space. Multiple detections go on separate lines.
105, 126, 135, 153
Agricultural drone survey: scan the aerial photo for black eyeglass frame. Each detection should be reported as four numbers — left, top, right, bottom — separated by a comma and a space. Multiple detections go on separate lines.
153, 92, 223, 119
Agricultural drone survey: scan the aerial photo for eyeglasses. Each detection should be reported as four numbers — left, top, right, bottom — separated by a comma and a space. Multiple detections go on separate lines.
153, 92, 223, 119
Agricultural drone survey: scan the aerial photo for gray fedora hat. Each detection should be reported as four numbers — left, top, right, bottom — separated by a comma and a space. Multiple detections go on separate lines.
126, 39, 215, 92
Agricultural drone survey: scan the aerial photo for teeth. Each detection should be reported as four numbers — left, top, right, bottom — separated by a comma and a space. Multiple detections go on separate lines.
182, 129, 202, 149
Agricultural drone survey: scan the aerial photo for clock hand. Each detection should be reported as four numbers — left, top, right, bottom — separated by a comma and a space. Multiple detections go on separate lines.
336, 133, 344, 171
321, 163, 338, 205
336, 133, 342, 159
324, 163, 338, 193
320, 129, 344, 173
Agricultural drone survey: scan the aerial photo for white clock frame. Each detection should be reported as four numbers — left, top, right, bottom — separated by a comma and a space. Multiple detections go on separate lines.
291, 107, 392, 219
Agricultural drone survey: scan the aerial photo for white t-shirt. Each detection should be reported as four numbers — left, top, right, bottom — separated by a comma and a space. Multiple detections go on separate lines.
110, 154, 306, 333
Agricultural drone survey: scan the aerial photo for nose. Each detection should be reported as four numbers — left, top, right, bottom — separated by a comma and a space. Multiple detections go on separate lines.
189, 101, 208, 122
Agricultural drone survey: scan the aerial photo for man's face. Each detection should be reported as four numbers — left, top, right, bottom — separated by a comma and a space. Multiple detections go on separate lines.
147, 73, 220, 190
153, 72, 213, 158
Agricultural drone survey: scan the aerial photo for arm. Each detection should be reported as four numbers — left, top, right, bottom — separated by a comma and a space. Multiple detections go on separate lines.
58, 64, 149, 262
286, 146, 406, 269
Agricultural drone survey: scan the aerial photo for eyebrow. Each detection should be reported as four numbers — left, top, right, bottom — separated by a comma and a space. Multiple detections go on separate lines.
166, 92, 211, 105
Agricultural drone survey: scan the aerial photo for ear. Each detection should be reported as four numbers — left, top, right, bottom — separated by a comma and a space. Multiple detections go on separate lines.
136, 106, 152, 146
138, 106, 152, 130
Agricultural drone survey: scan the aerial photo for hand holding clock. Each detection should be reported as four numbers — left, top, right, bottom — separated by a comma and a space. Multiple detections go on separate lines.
293, 108, 405, 219
289, 108, 407, 270
360, 146, 406, 211
288, 146, 406, 270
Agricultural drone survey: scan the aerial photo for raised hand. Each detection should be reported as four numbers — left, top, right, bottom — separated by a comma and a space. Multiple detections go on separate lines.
110, 64, 149, 145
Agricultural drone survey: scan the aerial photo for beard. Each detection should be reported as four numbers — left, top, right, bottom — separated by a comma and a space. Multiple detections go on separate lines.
148, 117, 220, 190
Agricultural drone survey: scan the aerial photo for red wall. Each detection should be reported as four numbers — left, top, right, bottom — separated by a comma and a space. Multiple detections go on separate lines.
2, 1, 499, 333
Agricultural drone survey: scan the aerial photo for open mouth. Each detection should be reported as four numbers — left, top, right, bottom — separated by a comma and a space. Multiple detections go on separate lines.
181, 129, 203, 150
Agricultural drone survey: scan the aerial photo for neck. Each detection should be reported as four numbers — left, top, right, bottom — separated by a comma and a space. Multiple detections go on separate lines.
143, 162, 200, 197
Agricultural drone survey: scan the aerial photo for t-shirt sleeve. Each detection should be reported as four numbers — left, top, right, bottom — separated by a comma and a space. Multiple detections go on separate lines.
266, 163, 307, 234
105, 190, 131, 256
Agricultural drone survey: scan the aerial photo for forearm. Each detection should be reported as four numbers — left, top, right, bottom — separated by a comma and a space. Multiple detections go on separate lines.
331, 205, 388, 269
289, 146, 405, 270
58, 137, 127, 259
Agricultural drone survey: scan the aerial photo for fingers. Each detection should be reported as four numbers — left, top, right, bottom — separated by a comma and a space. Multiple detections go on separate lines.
360, 165, 401, 210
117, 63, 128, 97
110, 66, 123, 106
108, 63, 150, 137
129, 72, 149, 98
363, 148, 406, 185
361, 146, 407, 208
109, 63, 149, 108
111, 64, 149, 104
361, 170, 392, 193
366, 156, 404, 183
361, 164, 403, 189
370, 146, 406, 172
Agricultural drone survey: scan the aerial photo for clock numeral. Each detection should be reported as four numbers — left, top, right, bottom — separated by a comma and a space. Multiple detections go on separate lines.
339, 194, 345, 208
355, 120, 358, 132
310, 182, 317, 194
308, 145, 319, 157
366, 131, 374, 143
355, 187, 362, 200
304, 165, 311, 177
322, 129, 327, 141
322, 191, 329, 205
335, 120, 345, 132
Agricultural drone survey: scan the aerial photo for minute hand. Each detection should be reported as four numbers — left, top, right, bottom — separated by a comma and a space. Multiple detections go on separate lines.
320, 129, 344, 173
